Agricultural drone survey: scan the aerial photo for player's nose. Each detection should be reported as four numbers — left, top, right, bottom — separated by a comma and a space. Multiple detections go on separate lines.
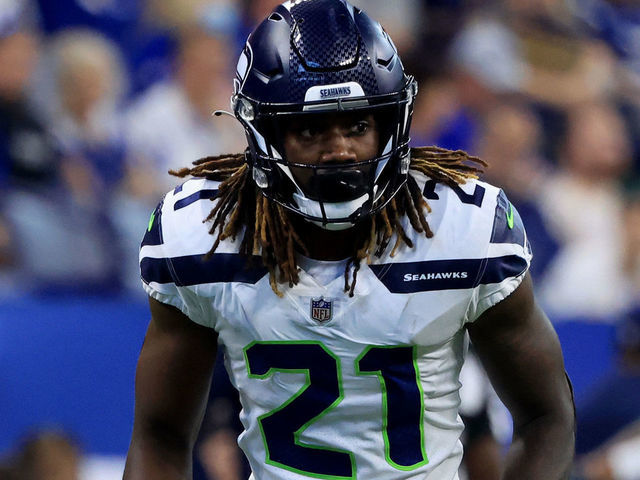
319, 127, 357, 164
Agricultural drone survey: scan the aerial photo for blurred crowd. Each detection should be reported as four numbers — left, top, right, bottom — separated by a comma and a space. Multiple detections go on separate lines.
1, 0, 639, 316
1, 0, 640, 479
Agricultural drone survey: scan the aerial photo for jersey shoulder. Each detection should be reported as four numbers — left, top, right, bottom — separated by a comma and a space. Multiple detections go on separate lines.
377, 173, 531, 298
420, 174, 532, 318
408, 171, 528, 256
142, 178, 222, 257
139, 178, 262, 290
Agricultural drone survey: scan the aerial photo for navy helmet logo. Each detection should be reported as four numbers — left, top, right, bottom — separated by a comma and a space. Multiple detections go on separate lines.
310, 298, 332, 323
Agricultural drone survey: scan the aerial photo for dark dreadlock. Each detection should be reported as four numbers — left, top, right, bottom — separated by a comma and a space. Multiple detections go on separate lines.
170, 147, 486, 297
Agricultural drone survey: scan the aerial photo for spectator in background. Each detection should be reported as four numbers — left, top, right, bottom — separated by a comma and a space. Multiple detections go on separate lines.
0, 2, 56, 187
119, 25, 246, 292
572, 0, 640, 173
477, 101, 559, 283
4, 27, 134, 293
416, 0, 617, 157
49, 29, 128, 209
0, 3, 65, 292
503, 0, 619, 161
536, 101, 634, 319
411, 4, 525, 153
503, 0, 616, 110
48, 28, 135, 290
124, 25, 245, 199
35, 0, 173, 95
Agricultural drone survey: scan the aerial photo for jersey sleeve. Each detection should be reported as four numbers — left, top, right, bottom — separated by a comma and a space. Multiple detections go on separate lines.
466, 189, 532, 322
139, 198, 211, 327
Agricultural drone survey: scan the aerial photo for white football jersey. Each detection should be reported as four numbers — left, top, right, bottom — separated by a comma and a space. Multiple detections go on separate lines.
139, 171, 531, 480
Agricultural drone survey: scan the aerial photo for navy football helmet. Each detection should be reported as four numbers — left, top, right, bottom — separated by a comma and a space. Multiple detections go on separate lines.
232, 0, 417, 229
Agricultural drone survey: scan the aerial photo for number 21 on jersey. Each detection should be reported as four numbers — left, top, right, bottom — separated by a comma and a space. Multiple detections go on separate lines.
244, 341, 429, 479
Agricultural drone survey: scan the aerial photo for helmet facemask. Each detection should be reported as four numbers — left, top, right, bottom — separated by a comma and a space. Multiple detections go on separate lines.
234, 81, 417, 230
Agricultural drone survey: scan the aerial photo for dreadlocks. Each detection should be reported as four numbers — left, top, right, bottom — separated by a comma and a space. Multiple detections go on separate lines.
170, 146, 486, 297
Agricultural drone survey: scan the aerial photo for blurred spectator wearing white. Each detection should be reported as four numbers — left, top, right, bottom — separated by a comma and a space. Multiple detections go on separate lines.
48, 29, 128, 206
49, 28, 138, 291
124, 25, 245, 198
537, 102, 634, 319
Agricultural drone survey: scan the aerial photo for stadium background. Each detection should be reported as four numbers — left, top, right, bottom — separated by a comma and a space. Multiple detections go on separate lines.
1, 0, 639, 479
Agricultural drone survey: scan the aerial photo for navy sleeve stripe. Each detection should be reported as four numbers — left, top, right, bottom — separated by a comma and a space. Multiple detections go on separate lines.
141, 256, 173, 285
480, 255, 528, 285
174, 189, 219, 211
140, 253, 267, 286
490, 190, 526, 246
369, 255, 526, 294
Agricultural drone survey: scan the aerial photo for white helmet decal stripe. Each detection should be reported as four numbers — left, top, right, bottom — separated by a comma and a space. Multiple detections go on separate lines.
236, 43, 253, 91
375, 138, 393, 181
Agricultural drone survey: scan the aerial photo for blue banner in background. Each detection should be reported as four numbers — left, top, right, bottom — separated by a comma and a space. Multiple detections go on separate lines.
0, 295, 148, 456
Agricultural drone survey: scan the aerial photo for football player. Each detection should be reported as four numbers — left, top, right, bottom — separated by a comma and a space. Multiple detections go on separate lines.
124, 1, 575, 479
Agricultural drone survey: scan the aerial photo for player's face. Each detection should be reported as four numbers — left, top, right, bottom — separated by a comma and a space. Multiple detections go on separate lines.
283, 111, 379, 166
283, 112, 380, 202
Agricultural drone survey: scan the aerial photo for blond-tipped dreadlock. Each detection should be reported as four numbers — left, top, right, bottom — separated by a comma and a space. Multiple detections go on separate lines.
170, 147, 486, 297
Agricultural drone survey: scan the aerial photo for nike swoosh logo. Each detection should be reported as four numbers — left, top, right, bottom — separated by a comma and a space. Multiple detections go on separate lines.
506, 203, 514, 230
148, 211, 156, 232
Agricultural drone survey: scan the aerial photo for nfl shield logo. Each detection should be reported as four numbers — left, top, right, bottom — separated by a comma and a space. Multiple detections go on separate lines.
310, 298, 332, 323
